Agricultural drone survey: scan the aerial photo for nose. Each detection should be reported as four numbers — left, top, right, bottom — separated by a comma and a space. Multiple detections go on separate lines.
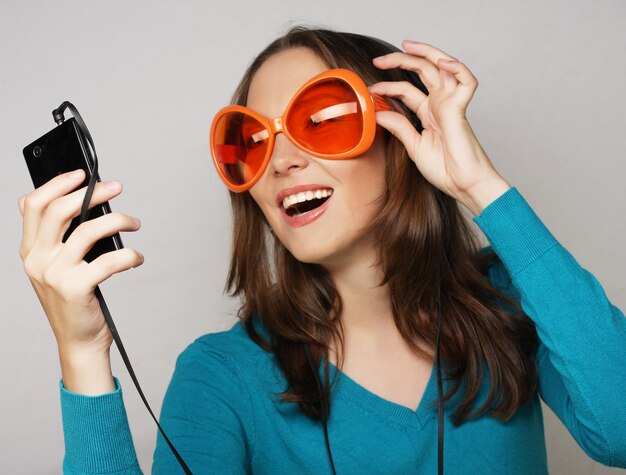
268, 134, 309, 177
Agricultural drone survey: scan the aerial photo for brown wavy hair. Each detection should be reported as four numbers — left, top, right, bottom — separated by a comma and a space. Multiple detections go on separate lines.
223, 26, 539, 426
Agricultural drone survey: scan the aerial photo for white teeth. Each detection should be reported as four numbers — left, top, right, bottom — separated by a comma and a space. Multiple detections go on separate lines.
282, 188, 333, 210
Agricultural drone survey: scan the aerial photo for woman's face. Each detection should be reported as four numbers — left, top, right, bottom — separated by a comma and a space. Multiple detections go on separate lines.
247, 47, 387, 270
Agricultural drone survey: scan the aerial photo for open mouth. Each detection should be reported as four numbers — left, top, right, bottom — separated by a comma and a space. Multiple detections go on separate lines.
282, 189, 332, 217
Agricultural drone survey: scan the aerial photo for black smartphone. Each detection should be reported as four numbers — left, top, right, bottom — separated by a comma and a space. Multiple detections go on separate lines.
22, 117, 123, 263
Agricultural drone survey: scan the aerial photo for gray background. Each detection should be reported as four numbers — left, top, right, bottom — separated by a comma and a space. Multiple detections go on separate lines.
1, 0, 625, 473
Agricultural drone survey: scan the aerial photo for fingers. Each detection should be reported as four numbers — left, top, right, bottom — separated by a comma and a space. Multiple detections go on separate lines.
373, 52, 441, 92
401, 40, 458, 65
61, 212, 141, 265
34, 181, 124, 252
368, 80, 427, 113
373, 40, 479, 115
80, 247, 145, 291
375, 110, 421, 159
436, 59, 479, 106
402, 40, 478, 103
19, 169, 86, 258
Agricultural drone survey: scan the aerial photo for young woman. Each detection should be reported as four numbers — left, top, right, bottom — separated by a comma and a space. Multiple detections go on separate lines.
18, 27, 626, 474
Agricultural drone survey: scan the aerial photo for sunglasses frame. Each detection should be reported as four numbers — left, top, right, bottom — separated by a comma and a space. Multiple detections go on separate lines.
210, 68, 390, 192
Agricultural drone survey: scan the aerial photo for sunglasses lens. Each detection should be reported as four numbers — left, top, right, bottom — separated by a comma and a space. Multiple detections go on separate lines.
213, 111, 269, 187
286, 78, 363, 155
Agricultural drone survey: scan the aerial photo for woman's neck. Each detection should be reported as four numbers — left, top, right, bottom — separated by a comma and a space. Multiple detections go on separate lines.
324, 247, 404, 368
325, 243, 395, 336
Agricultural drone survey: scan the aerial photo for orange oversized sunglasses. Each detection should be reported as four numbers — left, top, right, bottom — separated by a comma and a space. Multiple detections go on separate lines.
210, 68, 391, 192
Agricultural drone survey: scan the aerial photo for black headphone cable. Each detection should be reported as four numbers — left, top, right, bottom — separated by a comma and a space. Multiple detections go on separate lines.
52, 102, 193, 475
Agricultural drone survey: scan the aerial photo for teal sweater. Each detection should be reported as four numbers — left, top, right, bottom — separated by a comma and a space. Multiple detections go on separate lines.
58, 187, 626, 474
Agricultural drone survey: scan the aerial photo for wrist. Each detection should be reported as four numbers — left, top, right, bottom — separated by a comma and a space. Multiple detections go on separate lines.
460, 175, 512, 216
59, 346, 115, 395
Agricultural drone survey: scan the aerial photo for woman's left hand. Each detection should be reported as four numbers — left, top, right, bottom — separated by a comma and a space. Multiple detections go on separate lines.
369, 40, 512, 215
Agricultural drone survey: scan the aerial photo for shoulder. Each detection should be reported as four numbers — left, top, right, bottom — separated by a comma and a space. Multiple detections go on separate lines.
174, 316, 276, 383
189, 317, 268, 356
158, 320, 266, 466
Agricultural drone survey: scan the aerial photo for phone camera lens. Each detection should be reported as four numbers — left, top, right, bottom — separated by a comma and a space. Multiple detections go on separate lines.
33, 146, 42, 158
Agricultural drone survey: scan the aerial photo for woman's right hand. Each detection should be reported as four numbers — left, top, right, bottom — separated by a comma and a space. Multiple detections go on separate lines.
18, 169, 144, 386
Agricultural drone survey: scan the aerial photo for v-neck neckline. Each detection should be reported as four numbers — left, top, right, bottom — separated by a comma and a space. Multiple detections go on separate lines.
320, 354, 441, 430
247, 317, 443, 430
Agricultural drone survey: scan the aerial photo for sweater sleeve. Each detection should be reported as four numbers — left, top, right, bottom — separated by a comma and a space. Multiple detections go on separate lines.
473, 186, 626, 468
59, 338, 255, 474
151, 339, 255, 474
59, 377, 142, 474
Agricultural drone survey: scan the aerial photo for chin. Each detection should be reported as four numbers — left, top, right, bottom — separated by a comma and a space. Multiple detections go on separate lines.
284, 243, 332, 265
268, 211, 375, 269
274, 223, 373, 269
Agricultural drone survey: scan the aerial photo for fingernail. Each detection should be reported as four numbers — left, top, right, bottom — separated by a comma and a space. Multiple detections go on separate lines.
404, 39, 419, 44
131, 217, 141, 226
105, 180, 121, 190
69, 169, 84, 178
